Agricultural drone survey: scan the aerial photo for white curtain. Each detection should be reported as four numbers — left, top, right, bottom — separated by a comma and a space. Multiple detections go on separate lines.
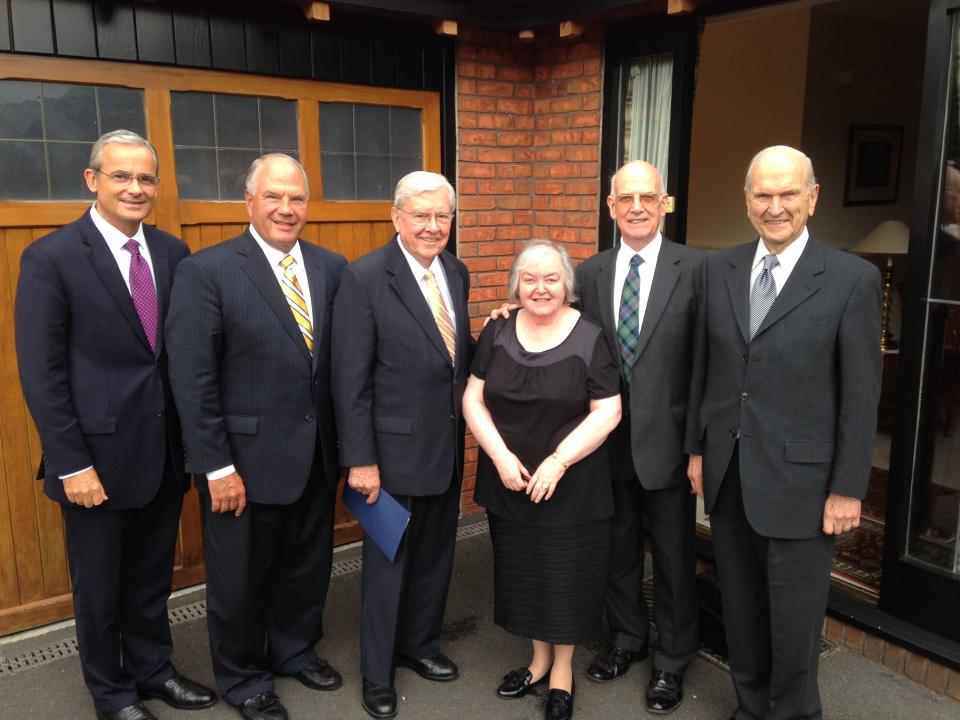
625, 54, 674, 193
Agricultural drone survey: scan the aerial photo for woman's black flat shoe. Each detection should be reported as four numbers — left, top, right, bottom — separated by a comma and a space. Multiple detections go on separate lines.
496, 667, 547, 699
543, 686, 574, 720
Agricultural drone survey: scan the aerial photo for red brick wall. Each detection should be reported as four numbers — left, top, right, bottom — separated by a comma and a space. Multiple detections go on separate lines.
455, 25, 605, 514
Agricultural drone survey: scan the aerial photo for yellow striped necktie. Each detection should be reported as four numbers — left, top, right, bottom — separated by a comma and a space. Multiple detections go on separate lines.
279, 254, 314, 355
423, 270, 456, 364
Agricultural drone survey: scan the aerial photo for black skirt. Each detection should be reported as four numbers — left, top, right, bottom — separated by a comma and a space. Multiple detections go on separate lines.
488, 512, 611, 645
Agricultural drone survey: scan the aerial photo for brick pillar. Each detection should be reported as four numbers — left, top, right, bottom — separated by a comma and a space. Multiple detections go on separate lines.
455, 26, 605, 514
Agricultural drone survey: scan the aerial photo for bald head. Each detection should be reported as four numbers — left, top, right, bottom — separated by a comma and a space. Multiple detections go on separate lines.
745, 145, 816, 192
611, 160, 664, 197
743, 145, 820, 253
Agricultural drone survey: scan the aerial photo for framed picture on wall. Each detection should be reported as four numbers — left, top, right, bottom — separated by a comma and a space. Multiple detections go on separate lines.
843, 124, 903, 206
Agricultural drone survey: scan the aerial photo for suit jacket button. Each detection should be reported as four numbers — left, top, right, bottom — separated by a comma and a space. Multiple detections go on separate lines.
449, 414, 456, 421
741, 354, 748, 363
740, 392, 749, 400
305, 413, 314, 422
156, 410, 163, 417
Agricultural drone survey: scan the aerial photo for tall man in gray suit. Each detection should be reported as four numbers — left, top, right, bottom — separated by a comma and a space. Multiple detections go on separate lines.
688, 146, 881, 720
579, 160, 702, 714
167, 154, 346, 720
332, 171, 472, 720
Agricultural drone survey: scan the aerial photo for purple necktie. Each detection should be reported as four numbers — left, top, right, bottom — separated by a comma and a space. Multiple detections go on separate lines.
123, 239, 159, 352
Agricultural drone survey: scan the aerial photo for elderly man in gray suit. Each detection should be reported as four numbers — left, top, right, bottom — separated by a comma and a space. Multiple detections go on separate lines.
577, 160, 703, 714
688, 146, 881, 720
331, 171, 472, 720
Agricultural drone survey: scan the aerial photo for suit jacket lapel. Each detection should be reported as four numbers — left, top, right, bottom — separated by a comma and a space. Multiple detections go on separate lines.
754, 237, 825, 337
593, 249, 620, 361
79, 211, 153, 353
303, 243, 326, 372
143, 227, 170, 357
386, 239, 451, 364
236, 231, 312, 365
635, 240, 681, 358
724, 241, 756, 345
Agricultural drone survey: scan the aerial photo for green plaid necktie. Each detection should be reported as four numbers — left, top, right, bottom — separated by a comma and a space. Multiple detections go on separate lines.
617, 254, 643, 383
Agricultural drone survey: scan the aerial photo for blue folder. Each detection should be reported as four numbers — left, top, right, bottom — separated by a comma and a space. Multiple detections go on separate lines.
342, 484, 412, 563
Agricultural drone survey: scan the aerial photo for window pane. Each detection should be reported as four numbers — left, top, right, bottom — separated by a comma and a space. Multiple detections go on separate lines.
321, 154, 355, 200
171, 92, 215, 147
218, 149, 259, 200
391, 156, 421, 189
175, 148, 218, 200
390, 107, 422, 156
98, 86, 146, 137
0, 141, 47, 199
260, 97, 298, 151
49, 141, 93, 199
0, 81, 42, 139
43, 84, 98, 142
215, 95, 259, 149
319, 103, 354, 153
356, 105, 389, 155
356, 155, 390, 200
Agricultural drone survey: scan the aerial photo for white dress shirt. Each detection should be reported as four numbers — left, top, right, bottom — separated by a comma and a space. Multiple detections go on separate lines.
613, 233, 662, 335
396, 236, 457, 331
750, 227, 809, 300
208, 226, 314, 482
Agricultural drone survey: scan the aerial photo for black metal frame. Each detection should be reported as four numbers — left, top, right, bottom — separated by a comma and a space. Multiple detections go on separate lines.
879, 0, 960, 644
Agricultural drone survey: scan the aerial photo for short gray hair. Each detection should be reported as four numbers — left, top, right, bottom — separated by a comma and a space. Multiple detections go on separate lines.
394, 171, 456, 212
744, 145, 817, 192
89, 129, 157, 170
508, 239, 578, 305
245, 153, 310, 197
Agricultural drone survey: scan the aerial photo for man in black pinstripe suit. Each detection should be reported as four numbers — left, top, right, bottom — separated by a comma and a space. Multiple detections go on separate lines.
167, 155, 346, 720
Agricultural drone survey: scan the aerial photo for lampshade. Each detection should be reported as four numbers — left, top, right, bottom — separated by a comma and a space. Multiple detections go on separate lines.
848, 220, 910, 255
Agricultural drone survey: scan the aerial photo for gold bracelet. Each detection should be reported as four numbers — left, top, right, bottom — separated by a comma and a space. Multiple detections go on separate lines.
550, 451, 568, 469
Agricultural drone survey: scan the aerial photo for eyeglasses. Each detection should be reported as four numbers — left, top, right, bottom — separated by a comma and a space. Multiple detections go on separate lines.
615, 192, 662, 208
93, 169, 159, 188
396, 208, 454, 226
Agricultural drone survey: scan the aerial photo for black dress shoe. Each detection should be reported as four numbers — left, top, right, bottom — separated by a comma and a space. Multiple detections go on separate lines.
361, 679, 398, 719
543, 687, 574, 720
586, 645, 648, 682
140, 672, 218, 709
496, 667, 548, 699
396, 652, 459, 681
286, 658, 343, 691
238, 691, 288, 720
646, 669, 683, 714
96, 703, 157, 720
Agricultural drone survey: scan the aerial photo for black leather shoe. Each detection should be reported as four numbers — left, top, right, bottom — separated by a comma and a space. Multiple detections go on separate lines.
586, 645, 648, 682
286, 659, 343, 691
140, 672, 217, 709
396, 653, 459, 681
96, 703, 157, 720
544, 687, 574, 720
496, 667, 548, 699
646, 669, 684, 714
361, 679, 398, 719
238, 691, 288, 720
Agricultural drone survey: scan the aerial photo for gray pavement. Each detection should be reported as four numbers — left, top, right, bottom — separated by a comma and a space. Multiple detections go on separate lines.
0, 516, 956, 720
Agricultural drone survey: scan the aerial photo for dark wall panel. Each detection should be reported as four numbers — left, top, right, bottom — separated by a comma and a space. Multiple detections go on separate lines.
340, 30, 372, 85
52, 0, 97, 57
10, 0, 54, 54
172, 10, 211, 68
311, 24, 341, 81
278, 23, 311, 79
210, 15, 245, 71
371, 34, 399, 88
94, 1, 136, 60
397, 38, 424, 89
135, 5, 175, 64
244, 21, 278, 75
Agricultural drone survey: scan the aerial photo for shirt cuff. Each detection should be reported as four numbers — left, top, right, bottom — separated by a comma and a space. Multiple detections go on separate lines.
59, 465, 93, 480
207, 465, 236, 481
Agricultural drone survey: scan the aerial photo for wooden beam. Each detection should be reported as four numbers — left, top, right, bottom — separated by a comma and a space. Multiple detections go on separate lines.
667, 0, 697, 15
558, 20, 584, 38
434, 19, 458, 36
518, 29, 535, 42
300, 1, 331, 21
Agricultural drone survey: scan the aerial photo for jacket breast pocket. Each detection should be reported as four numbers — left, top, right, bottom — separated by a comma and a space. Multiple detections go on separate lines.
374, 416, 412, 435
78, 416, 116, 435
225, 415, 259, 435
783, 440, 834, 464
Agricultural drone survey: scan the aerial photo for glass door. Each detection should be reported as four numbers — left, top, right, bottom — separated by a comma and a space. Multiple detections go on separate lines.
881, 0, 960, 641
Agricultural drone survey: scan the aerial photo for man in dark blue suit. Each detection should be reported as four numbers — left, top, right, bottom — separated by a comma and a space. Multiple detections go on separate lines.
332, 171, 472, 719
166, 154, 346, 720
15, 130, 216, 720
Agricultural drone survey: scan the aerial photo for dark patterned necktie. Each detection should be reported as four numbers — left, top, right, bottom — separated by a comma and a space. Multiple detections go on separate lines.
749, 254, 779, 340
123, 239, 158, 352
617, 254, 643, 382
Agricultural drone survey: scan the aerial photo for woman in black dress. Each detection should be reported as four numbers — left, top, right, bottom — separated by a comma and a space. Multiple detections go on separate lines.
462, 240, 622, 720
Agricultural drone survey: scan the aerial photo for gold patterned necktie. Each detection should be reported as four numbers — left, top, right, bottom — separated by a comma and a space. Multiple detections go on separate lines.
279, 254, 314, 355
423, 269, 456, 364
